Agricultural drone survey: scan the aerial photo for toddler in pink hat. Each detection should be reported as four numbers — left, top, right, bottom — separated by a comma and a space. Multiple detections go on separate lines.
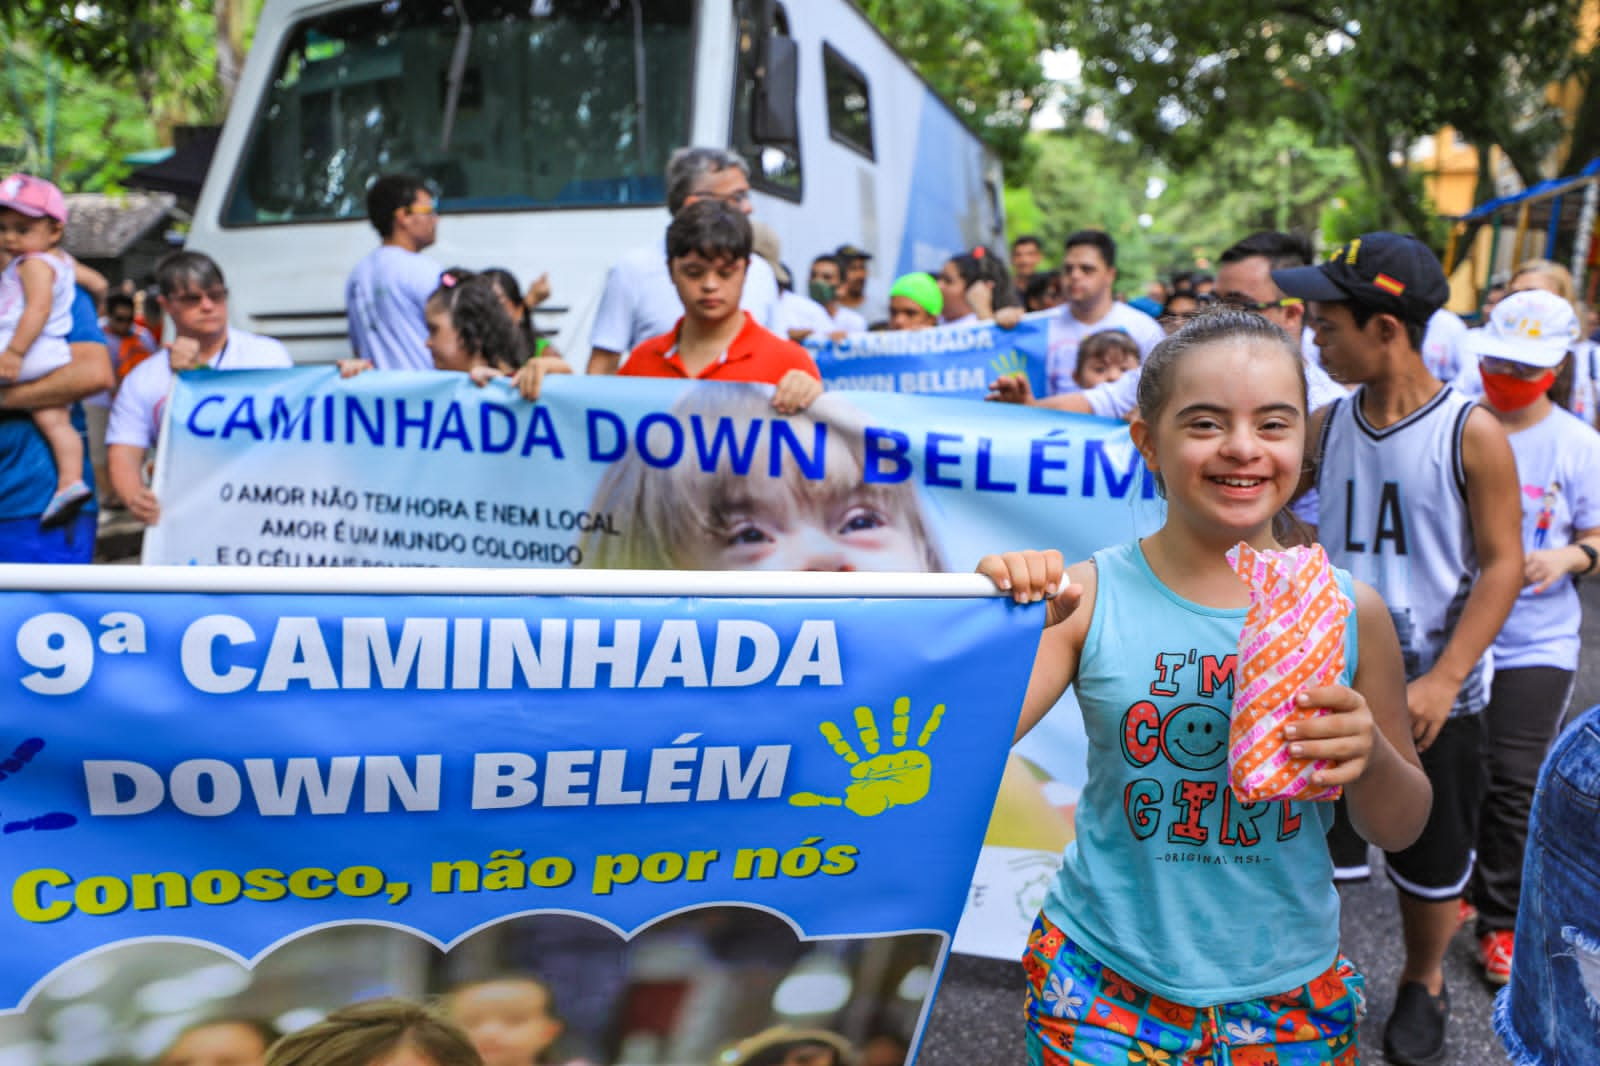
0, 173, 91, 526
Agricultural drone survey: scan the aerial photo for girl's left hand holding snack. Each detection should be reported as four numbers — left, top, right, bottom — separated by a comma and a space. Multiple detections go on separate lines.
1282, 685, 1380, 789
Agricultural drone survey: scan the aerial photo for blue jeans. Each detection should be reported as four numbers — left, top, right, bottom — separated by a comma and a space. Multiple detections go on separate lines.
1495, 704, 1600, 1065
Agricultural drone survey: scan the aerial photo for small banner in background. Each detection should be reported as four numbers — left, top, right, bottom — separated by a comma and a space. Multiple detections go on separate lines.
807, 318, 1050, 401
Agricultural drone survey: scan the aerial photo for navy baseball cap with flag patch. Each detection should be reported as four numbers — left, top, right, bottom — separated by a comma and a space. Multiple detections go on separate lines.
1271, 232, 1449, 324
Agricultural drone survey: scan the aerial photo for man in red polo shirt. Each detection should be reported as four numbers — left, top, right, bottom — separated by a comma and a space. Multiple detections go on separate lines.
620, 201, 822, 414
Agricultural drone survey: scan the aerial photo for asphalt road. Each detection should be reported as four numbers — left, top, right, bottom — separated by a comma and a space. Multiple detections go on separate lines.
917, 580, 1600, 1066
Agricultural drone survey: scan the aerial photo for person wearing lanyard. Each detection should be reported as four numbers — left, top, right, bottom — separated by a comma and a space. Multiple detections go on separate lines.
107, 250, 292, 527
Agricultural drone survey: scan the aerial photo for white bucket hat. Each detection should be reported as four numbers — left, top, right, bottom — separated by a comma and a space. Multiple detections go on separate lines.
1471, 288, 1580, 368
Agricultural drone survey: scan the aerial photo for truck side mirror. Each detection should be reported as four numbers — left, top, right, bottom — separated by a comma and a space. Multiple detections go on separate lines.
752, 33, 799, 146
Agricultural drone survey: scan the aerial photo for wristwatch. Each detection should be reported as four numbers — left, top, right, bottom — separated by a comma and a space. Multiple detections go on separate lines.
1578, 542, 1599, 576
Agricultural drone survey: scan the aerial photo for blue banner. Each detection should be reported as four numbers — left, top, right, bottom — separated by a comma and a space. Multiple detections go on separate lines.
809, 318, 1049, 400
146, 368, 1157, 574
0, 576, 1034, 1059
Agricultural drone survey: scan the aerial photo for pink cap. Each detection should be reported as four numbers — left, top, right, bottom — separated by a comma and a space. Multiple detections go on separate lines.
0, 174, 67, 223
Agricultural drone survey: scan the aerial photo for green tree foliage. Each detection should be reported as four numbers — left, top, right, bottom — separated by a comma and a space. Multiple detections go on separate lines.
1011, 121, 1364, 288
0, 0, 263, 189
1157, 118, 1367, 250
4, 0, 221, 120
856, 0, 1047, 171
1032, 0, 1583, 237
0, 25, 156, 189
1013, 128, 1171, 285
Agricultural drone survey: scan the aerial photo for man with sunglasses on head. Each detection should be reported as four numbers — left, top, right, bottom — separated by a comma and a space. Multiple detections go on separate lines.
107, 251, 290, 527
587, 147, 780, 376
1213, 231, 1347, 402
987, 229, 1163, 406
990, 230, 1345, 422
346, 173, 441, 371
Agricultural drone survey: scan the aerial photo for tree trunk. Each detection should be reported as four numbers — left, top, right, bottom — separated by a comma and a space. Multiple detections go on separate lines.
1495, 130, 1552, 190
1362, 142, 1435, 241
1337, 122, 1429, 234
1472, 136, 1496, 210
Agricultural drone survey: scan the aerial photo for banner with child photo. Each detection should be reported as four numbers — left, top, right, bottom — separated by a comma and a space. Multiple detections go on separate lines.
145, 368, 1166, 961
0, 570, 1033, 1061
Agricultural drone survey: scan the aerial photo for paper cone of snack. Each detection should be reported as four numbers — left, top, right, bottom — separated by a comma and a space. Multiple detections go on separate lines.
1225, 542, 1352, 802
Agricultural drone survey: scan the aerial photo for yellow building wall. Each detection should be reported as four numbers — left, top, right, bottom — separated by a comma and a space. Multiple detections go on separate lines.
1422, 129, 1489, 219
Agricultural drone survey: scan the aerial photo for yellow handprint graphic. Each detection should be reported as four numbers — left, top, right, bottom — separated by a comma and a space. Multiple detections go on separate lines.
989, 349, 1028, 380
789, 696, 945, 817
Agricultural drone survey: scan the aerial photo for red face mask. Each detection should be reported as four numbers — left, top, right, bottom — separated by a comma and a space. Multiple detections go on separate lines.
1480, 368, 1555, 411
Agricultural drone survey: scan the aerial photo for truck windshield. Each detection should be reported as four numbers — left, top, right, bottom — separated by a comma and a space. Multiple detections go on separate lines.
223, 0, 694, 225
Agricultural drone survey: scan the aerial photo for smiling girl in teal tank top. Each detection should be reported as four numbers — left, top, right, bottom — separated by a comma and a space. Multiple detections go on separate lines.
978, 310, 1433, 1065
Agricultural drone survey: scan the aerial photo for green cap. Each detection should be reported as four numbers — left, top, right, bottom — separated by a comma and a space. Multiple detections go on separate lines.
890, 272, 943, 317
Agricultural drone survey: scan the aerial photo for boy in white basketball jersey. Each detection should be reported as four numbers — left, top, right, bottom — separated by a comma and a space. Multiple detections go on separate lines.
1276, 233, 1523, 1066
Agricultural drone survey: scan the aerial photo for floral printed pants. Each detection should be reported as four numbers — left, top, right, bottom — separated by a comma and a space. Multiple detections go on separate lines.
1022, 915, 1366, 1065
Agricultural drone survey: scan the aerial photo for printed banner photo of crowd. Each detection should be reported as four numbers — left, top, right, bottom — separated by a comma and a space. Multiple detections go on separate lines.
2, 139, 1599, 1066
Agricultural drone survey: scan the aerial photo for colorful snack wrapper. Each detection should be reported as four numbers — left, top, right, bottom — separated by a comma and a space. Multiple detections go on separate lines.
1225, 542, 1353, 802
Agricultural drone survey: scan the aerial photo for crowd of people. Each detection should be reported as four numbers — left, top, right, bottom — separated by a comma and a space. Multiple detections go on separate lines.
2, 140, 1599, 1066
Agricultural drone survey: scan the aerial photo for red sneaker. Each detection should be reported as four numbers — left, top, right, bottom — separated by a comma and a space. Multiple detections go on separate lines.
1458, 898, 1478, 930
1479, 930, 1513, 985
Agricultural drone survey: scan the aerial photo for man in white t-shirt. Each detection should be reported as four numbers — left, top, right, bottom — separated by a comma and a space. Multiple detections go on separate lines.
345, 174, 440, 371
108, 251, 292, 527
986, 229, 1163, 408
587, 147, 780, 375
1049, 231, 1164, 391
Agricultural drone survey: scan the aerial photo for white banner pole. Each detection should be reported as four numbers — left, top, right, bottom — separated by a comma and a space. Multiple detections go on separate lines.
0, 565, 1006, 599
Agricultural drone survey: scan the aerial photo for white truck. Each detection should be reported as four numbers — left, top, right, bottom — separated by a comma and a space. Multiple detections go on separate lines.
188, 0, 1006, 363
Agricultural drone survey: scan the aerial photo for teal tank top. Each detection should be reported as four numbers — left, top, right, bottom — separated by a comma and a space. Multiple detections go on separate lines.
1041, 540, 1357, 1006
